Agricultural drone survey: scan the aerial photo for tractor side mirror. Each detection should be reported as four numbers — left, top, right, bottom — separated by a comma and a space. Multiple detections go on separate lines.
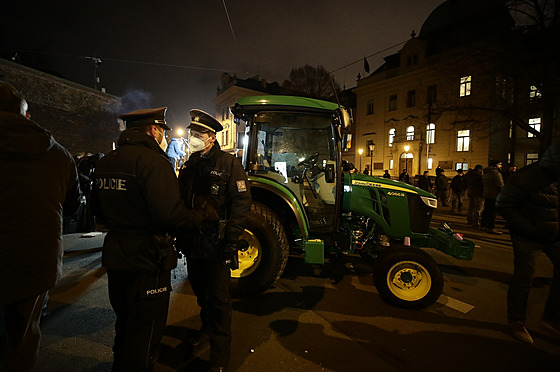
324, 164, 335, 183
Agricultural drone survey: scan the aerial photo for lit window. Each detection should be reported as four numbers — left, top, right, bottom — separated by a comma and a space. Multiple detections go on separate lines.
455, 162, 468, 171
406, 90, 416, 107
388, 128, 395, 147
406, 126, 415, 141
389, 95, 397, 111
426, 123, 435, 144
367, 100, 374, 115
389, 159, 394, 170
457, 130, 470, 152
460, 76, 471, 97
526, 153, 538, 165
508, 121, 513, 139
427, 157, 433, 170
345, 134, 352, 150
529, 85, 541, 100
528, 117, 541, 138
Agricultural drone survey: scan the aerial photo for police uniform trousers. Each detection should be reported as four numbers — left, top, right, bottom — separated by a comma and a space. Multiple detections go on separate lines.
0, 291, 47, 372
107, 269, 171, 372
187, 258, 232, 367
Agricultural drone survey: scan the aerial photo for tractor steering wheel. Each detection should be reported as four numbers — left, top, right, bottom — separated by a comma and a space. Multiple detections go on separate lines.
297, 152, 320, 167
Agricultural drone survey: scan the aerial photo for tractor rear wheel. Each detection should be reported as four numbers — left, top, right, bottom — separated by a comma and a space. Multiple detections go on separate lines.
230, 202, 289, 297
373, 247, 443, 309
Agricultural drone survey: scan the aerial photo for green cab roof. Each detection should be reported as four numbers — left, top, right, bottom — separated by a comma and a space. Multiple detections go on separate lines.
235, 95, 340, 112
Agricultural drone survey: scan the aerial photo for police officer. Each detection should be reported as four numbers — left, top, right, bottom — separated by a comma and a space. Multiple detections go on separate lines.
92, 107, 216, 371
178, 109, 251, 372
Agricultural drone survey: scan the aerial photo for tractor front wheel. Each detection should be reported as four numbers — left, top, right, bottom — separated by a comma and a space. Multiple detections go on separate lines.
229, 202, 289, 297
373, 247, 443, 309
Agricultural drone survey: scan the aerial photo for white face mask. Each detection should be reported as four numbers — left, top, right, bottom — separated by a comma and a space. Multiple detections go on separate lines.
156, 128, 168, 152
190, 136, 209, 152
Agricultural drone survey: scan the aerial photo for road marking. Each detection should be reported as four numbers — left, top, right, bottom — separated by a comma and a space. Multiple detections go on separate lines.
437, 294, 475, 314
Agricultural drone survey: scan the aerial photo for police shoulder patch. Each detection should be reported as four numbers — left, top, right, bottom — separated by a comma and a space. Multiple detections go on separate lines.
236, 180, 247, 192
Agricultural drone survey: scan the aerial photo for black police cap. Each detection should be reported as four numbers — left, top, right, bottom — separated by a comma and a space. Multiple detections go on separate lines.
188, 109, 223, 133
119, 107, 170, 130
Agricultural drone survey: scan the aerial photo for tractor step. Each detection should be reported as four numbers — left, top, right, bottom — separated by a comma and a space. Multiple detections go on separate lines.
304, 239, 325, 264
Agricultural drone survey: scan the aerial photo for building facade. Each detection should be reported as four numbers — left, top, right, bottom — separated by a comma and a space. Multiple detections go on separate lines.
213, 73, 281, 154
0, 58, 121, 155
352, 0, 559, 179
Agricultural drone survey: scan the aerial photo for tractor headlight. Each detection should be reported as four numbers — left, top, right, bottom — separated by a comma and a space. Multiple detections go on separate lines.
420, 196, 437, 208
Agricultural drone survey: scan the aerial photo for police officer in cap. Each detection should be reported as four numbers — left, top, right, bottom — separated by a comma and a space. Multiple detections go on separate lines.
92, 107, 217, 371
178, 109, 251, 372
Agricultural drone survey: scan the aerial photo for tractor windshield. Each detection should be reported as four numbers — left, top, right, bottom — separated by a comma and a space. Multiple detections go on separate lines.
247, 111, 339, 229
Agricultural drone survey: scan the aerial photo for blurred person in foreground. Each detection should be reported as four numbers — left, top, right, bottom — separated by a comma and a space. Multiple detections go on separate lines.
177, 110, 251, 372
92, 107, 217, 371
0, 81, 81, 371
497, 142, 560, 344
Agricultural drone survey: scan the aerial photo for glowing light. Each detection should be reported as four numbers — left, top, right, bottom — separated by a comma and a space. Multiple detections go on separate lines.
358, 148, 363, 155
176, 128, 184, 136
404, 145, 410, 152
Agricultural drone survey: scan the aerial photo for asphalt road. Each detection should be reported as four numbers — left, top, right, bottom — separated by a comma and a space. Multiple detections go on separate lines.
35, 207, 560, 372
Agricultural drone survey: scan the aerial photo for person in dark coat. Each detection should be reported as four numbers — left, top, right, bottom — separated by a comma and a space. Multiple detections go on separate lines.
481, 160, 504, 234
465, 164, 484, 226
178, 110, 251, 372
383, 169, 391, 179
0, 81, 81, 371
399, 169, 410, 183
497, 142, 560, 344
435, 169, 449, 206
450, 169, 467, 212
417, 171, 432, 192
92, 107, 216, 371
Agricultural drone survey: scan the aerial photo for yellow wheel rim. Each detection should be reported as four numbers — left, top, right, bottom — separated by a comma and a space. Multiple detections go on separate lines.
386, 261, 432, 301
231, 229, 261, 278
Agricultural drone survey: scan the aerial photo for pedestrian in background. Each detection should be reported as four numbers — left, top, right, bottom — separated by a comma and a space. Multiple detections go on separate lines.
465, 164, 484, 227
418, 170, 432, 192
92, 107, 216, 371
450, 169, 467, 213
502, 163, 517, 184
497, 142, 560, 344
399, 169, 410, 183
178, 110, 251, 372
481, 160, 504, 234
0, 81, 81, 371
167, 137, 186, 172
435, 169, 449, 207
383, 169, 391, 179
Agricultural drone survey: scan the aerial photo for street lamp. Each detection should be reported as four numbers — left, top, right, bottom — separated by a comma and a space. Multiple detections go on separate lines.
358, 148, 363, 173
368, 142, 375, 175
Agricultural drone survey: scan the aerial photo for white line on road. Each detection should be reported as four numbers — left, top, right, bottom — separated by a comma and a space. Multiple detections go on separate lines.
437, 294, 475, 314
350, 276, 475, 314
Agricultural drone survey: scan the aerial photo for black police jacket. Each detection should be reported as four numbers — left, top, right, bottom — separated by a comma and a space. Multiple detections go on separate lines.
178, 141, 251, 259
92, 129, 203, 271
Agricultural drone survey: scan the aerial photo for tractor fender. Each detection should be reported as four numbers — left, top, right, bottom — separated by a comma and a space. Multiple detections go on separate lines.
248, 176, 309, 238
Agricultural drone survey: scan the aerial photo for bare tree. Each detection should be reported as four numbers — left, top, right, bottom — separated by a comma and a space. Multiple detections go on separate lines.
282, 64, 341, 102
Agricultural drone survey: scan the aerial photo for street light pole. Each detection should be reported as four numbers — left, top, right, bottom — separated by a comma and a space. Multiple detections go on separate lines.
358, 148, 363, 173
368, 142, 375, 175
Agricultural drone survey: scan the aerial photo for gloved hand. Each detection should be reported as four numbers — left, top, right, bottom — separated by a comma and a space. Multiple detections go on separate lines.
223, 240, 239, 270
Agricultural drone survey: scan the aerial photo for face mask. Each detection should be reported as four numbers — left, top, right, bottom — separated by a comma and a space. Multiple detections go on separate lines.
190, 136, 208, 152
157, 128, 168, 152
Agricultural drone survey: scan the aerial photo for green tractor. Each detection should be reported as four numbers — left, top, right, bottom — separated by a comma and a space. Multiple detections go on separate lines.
229, 95, 474, 309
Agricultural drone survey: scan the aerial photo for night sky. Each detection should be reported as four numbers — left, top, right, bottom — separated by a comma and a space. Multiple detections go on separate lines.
1, 0, 444, 130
